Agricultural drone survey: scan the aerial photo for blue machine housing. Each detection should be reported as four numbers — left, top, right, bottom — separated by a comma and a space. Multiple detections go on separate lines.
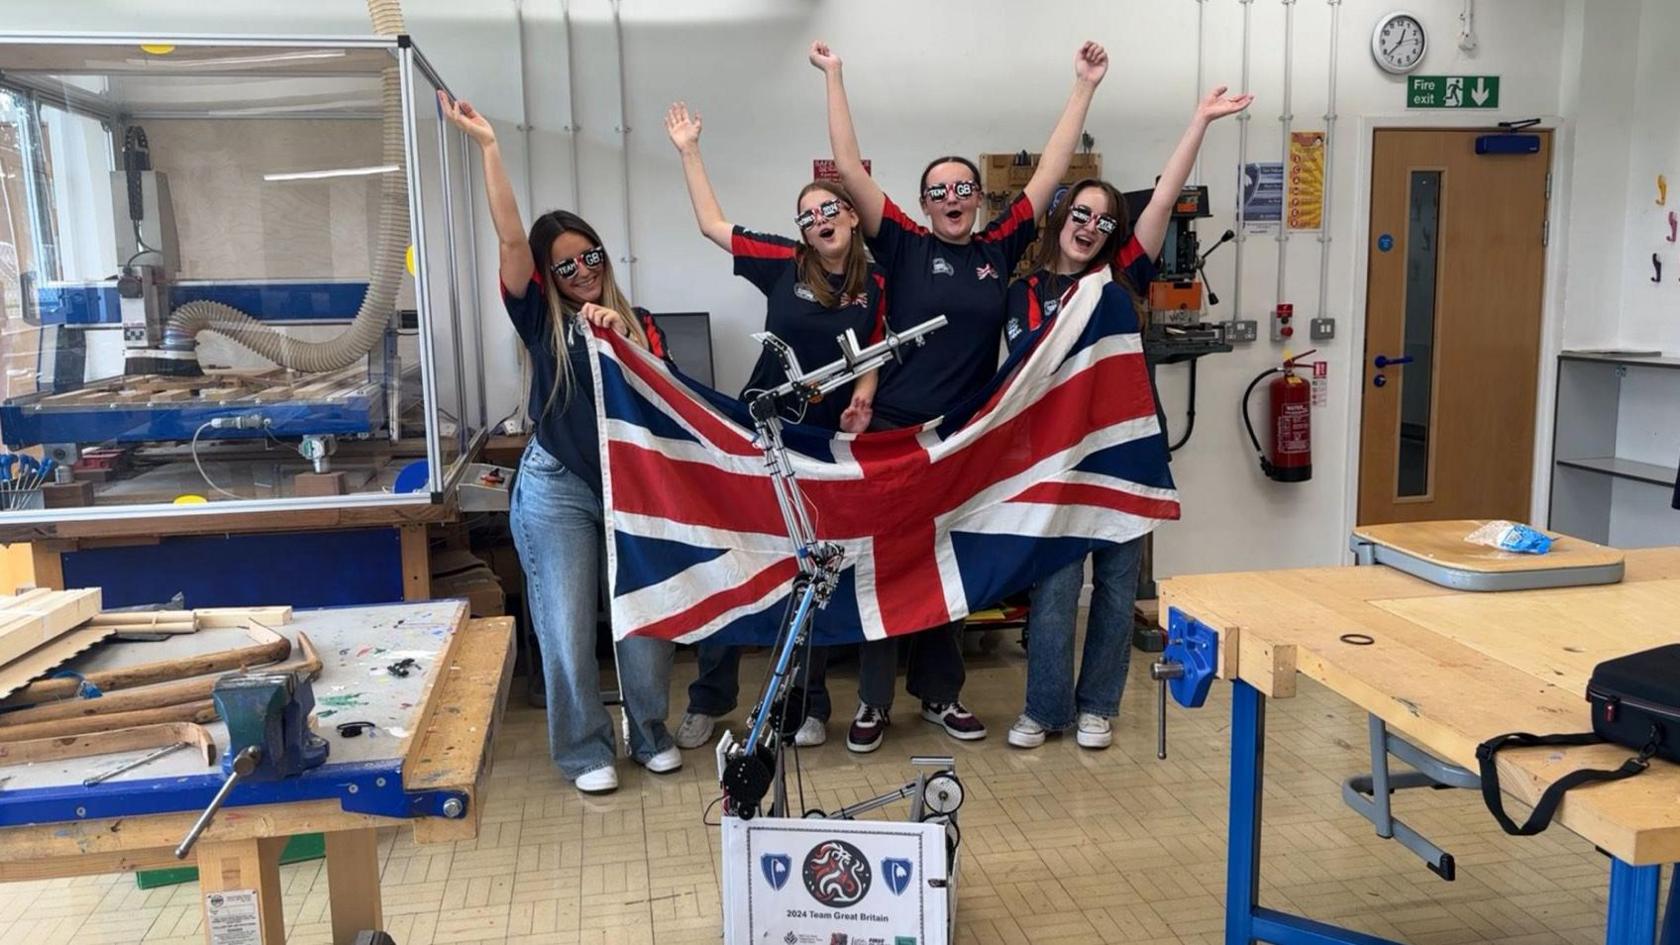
0, 391, 382, 449
33, 280, 370, 326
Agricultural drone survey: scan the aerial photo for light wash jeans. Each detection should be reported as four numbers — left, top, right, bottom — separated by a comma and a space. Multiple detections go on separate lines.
511, 441, 674, 779
1023, 538, 1145, 729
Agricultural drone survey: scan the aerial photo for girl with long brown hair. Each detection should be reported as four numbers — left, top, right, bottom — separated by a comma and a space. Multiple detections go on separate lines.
663, 101, 890, 750
442, 91, 680, 795
999, 86, 1251, 752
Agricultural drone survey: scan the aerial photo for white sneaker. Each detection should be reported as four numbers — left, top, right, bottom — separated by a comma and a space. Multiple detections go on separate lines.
575, 765, 618, 794
674, 712, 717, 750
642, 745, 683, 774
1076, 712, 1113, 749
1007, 714, 1048, 749
793, 716, 827, 747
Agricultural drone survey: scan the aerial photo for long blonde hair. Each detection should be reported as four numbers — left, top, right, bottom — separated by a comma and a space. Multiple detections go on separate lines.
525, 211, 645, 417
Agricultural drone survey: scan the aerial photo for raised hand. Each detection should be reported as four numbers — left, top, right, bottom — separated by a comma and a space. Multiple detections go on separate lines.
839, 394, 873, 434
1075, 41, 1109, 86
665, 101, 703, 153
437, 90, 495, 147
1196, 85, 1255, 124
808, 40, 842, 74
580, 303, 628, 338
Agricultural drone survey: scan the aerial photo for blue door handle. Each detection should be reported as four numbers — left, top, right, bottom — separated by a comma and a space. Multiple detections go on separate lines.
1373, 354, 1414, 369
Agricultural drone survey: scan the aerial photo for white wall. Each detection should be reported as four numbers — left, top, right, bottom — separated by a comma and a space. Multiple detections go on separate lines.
1610, 0, 1680, 352
7, 0, 1643, 573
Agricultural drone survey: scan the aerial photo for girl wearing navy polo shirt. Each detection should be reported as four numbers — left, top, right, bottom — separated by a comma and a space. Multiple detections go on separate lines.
999, 87, 1251, 752
443, 92, 679, 795
662, 101, 889, 752
810, 39, 1110, 753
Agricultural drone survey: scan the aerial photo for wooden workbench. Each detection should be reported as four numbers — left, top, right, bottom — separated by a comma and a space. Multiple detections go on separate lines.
0, 602, 515, 945
1161, 537, 1680, 945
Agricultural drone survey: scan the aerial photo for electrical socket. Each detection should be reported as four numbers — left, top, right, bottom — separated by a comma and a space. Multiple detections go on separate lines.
1310, 318, 1336, 341
1229, 320, 1259, 343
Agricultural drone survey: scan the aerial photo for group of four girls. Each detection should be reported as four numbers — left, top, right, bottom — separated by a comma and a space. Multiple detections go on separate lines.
442, 39, 1250, 793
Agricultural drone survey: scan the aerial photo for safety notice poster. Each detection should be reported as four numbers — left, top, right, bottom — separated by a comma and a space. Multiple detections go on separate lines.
721, 816, 950, 945
1240, 161, 1284, 231
1287, 132, 1326, 231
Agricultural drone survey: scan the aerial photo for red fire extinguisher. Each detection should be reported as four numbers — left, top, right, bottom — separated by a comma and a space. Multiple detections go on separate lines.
1242, 349, 1316, 482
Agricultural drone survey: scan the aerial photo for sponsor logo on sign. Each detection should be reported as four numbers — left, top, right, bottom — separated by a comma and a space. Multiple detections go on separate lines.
784, 933, 799, 945
882, 858, 913, 896
802, 839, 873, 908
762, 853, 793, 891
976, 263, 998, 280
932, 257, 954, 276
794, 284, 818, 303
830, 934, 849, 945
896, 937, 919, 945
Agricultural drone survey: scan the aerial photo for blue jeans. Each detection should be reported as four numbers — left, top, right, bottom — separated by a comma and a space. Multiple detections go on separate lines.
687, 641, 832, 723
1023, 538, 1144, 729
511, 441, 675, 779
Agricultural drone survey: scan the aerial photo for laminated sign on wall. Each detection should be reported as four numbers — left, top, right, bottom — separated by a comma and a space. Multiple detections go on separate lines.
722, 816, 951, 945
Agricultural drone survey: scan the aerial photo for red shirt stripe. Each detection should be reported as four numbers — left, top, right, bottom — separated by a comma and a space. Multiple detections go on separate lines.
732, 231, 798, 260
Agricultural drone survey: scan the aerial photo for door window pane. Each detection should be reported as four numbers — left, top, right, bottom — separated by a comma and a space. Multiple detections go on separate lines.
1398, 170, 1441, 497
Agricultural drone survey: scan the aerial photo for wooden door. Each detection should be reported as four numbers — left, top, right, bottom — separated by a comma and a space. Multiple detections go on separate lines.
1358, 128, 1552, 525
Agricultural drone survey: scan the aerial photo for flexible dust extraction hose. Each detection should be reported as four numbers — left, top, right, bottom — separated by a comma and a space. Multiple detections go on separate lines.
160, 0, 410, 373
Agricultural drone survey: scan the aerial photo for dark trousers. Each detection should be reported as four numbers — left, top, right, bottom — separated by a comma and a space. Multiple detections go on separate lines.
686, 640, 832, 722
855, 620, 965, 710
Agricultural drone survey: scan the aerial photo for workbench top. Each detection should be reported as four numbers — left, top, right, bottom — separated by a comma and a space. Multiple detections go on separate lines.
1161, 546, 1680, 866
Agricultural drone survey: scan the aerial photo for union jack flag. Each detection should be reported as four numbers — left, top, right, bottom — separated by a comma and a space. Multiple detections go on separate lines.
591, 266, 1180, 645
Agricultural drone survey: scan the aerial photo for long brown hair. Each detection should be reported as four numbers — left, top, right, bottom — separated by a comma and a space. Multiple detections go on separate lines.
1030, 178, 1139, 293
794, 182, 871, 309
526, 210, 645, 416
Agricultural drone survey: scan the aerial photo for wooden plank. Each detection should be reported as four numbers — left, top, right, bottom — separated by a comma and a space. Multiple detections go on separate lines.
0, 799, 392, 874
1, 622, 290, 707
1353, 520, 1625, 574
0, 699, 218, 741
400, 524, 430, 601
324, 829, 383, 943
0, 722, 216, 766
0, 623, 117, 701
1374, 579, 1680, 691
0, 498, 460, 545
409, 616, 515, 844
196, 837, 289, 945
194, 606, 293, 628
0, 588, 102, 665
390, 604, 468, 769
1161, 549, 1680, 865
1237, 632, 1296, 699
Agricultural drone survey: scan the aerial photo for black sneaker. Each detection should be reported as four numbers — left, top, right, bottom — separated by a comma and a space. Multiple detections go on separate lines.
921, 701, 986, 740
846, 704, 890, 753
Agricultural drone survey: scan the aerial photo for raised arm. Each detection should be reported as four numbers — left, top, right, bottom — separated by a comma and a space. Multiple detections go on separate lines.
1022, 42, 1108, 217
810, 42, 884, 237
665, 102, 733, 252
1133, 85, 1254, 258
439, 92, 535, 296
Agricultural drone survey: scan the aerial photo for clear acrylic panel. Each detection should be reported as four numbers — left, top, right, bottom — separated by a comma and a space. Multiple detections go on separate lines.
0, 35, 473, 519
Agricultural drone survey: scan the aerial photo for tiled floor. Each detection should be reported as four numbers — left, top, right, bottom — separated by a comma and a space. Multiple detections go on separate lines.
0, 630, 1646, 945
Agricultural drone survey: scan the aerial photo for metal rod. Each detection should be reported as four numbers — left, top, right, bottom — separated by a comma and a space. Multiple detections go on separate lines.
1156, 674, 1169, 759
436, 96, 470, 452
1231, 0, 1255, 332
459, 130, 488, 430
175, 746, 260, 859
514, 0, 539, 214
610, 0, 638, 300
397, 46, 444, 496
561, 0, 584, 209
1277, 0, 1296, 309
83, 741, 188, 786
1194, 0, 1207, 185
1317, 0, 1343, 320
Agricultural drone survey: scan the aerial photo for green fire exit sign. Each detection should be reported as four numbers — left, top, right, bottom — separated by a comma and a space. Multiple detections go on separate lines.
1407, 75, 1500, 109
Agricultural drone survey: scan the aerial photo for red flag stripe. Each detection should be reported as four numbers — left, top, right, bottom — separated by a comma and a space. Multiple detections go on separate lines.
603, 332, 761, 457
634, 556, 803, 641
1010, 481, 1183, 522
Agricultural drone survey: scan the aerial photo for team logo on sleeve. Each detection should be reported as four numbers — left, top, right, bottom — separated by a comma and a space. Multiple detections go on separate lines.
794, 284, 818, 303
1005, 318, 1022, 341
761, 853, 792, 890
802, 840, 873, 907
1044, 298, 1060, 317
931, 257, 954, 276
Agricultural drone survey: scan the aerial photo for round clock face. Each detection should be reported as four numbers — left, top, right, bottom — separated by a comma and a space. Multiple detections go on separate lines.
1373, 13, 1427, 74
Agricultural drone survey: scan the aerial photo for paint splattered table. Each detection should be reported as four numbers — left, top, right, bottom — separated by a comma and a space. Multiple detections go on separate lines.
0, 600, 515, 945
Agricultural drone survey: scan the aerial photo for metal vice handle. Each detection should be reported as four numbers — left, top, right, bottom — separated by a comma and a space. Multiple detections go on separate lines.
1147, 608, 1221, 762
1149, 660, 1186, 759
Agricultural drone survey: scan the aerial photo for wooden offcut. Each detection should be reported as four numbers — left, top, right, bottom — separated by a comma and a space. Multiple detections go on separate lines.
0, 623, 291, 708
0, 588, 102, 666
0, 699, 218, 741
0, 722, 216, 767
0, 624, 117, 702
